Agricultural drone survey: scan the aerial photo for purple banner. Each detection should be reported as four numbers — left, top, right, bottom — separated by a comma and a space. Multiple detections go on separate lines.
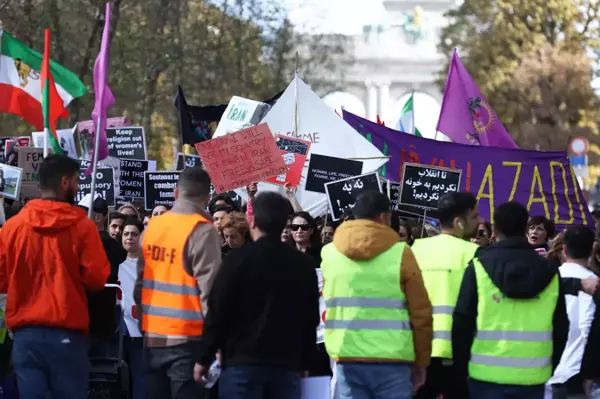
343, 110, 591, 229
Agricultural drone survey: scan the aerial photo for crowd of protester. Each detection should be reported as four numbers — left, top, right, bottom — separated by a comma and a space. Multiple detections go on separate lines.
2, 154, 600, 399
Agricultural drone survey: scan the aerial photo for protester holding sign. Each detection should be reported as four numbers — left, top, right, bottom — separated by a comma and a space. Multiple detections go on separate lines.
0, 154, 111, 399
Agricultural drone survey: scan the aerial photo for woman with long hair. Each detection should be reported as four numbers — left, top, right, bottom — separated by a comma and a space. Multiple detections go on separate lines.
471, 221, 493, 247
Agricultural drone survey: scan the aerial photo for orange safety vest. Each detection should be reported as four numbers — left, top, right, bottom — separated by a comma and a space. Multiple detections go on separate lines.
141, 212, 207, 337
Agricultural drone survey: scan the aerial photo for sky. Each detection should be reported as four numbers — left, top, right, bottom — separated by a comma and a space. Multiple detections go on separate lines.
281, 0, 386, 35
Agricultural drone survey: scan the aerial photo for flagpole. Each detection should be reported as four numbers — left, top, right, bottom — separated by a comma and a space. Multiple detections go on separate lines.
43, 128, 49, 157
294, 51, 299, 137
87, 116, 102, 218
411, 89, 416, 135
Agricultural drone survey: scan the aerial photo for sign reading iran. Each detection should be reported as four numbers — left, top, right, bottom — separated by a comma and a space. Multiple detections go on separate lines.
0, 31, 86, 130
343, 110, 592, 229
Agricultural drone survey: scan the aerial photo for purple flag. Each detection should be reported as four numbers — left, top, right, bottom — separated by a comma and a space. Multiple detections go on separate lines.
437, 49, 518, 149
88, 2, 114, 174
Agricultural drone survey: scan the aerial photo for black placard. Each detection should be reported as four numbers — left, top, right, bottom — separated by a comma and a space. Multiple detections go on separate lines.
144, 171, 180, 210
176, 153, 202, 170
305, 154, 363, 194
119, 159, 148, 198
324, 172, 381, 221
76, 167, 116, 206
399, 163, 462, 210
106, 127, 147, 160
382, 180, 401, 210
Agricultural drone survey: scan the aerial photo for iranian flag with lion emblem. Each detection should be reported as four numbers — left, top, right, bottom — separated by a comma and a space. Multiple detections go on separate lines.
0, 30, 86, 132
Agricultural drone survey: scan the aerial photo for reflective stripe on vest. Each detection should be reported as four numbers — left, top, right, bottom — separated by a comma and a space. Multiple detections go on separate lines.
141, 212, 207, 338
469, 259, 557, 385
321, 241, 415, 362
411, 234, 478, 358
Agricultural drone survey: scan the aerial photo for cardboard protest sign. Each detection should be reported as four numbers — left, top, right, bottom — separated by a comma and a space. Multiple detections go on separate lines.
18, 148, 44, 185
144, 171, 180, 210
324, 172, 381, 221
76, 168, 116, 206
213, 96, 271, 137
400, 163, 462, 210
106, 127, 147, 160
119, 159, 148, 199
265, 135, 311, 187
175, 153, 202, 170
0, 164, 23, 200
344, 110, 592, 228
195, 123, 287, 193
305, 154, 363, 194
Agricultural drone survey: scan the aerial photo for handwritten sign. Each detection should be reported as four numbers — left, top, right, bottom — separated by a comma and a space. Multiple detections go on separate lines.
175, 153, 202, 170
400, 163, 462, 210
266, 135, 312, 187
305, 154, 363, 194
144, 171, 180, 210
76, 167, 116, 206
106, 127, 147, 160
18, 148, 44, 184
195, 123, 287, 193
324, 172, 381, 221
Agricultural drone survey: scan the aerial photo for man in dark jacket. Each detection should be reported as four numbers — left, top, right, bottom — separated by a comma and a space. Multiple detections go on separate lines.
195, 192, 320, 398
79, 195, 127, 355
452, 202, 569, 398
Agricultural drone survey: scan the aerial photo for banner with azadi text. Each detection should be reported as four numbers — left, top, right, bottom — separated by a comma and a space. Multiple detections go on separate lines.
343, 110, 591, 229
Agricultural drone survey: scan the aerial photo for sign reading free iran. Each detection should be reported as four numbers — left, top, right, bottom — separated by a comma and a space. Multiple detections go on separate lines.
343, 111, 592, 229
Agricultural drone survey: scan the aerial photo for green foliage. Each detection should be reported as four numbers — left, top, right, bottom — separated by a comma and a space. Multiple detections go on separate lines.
0, 0, 347, 168
438, 0, 600, 152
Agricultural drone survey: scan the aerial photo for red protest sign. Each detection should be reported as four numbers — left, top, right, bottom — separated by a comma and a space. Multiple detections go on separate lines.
195, 123, 287, 193
265, 135, 311, 188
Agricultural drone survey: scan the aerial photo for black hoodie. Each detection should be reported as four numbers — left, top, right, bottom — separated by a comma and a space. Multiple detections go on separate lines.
452, 237, 569, 378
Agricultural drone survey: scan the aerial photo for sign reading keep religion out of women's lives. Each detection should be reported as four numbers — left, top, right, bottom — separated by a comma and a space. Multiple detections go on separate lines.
195, 123, 287, 193
325, 172, 382, 221
399, 163, 462, 210
144, 171, 180, 211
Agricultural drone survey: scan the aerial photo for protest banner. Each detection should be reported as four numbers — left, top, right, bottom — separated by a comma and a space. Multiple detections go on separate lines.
106, 127, 147, 160
266, 135, 312, 187
32, 128, 79, 158
144, 171, 180, 210
400, 163, 462, 210
213, 96, 271, 137
324, 172, 381, 221
119, 159, 148, 198
175, 152, 202, 170
195, 123, 287, 193
305, 154, 363, 194
0, 164, 23, 200
76, 167, 116, 206
343, 110, 592, 228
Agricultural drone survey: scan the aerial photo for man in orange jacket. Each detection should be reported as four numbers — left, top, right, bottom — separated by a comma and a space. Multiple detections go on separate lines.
0, 154, 110, 399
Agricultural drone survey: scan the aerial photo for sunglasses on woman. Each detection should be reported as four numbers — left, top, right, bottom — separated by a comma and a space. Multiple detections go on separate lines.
476, 229, 489, 238
291, 224, 310, 232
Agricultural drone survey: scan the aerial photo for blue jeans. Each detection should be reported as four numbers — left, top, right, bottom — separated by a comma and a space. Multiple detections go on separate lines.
336, 363, 413, 399
146, 343, 208, 399
469, 379, 545, 398
218, 365, 301, 399
124, 335, 146, 399
12, 327, 89, 399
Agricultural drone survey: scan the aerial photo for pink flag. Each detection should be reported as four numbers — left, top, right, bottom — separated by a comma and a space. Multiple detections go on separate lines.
87, 2, 115, 174
436, 49, 518, 149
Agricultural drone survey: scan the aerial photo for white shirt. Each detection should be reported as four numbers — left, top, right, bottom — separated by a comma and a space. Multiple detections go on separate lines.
118, 257, 142, 338
548, 262, 597, 384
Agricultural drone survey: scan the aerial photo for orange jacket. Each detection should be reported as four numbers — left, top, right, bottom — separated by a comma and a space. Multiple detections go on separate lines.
0, 199, 110, 334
